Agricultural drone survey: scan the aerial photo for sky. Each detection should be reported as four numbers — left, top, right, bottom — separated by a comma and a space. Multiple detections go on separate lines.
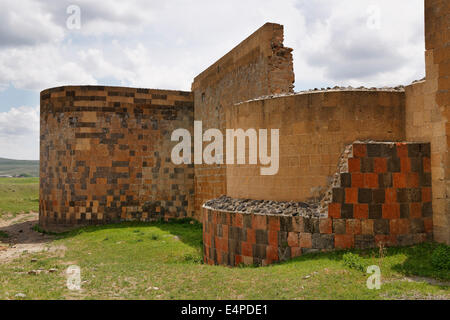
0, 0, 425, 160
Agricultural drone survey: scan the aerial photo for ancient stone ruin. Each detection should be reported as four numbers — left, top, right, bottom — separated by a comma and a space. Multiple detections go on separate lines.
40, 0, 449, 266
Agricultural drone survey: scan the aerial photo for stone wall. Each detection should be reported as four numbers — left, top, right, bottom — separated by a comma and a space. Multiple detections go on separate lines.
404, 0, 449, 244
203, 142, 433, 266
227, 90, 406, 202
191, 22, 295, 220
40, 86, 194, 230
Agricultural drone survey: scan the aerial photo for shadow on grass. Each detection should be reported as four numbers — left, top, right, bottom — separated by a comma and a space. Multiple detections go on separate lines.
43, 219, 204, 251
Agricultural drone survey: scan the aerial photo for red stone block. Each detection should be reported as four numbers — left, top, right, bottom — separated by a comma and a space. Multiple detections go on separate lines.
424, 218, 433, 233
287, 232, 299, 247
353, 144, 367, 158
345, 188, 358, 204
354, 204, 369, 219
235, 255, 243, 266
385, 188, 397, 203
252, 215, 267, 229
374, 158, 387, 173
346, 219, 361, 235
390, 219, 400, 234
247, 229, 256, 244
241, 242, 253, 257
398, 219, 410, 234
382, 204, 400, 219
217, 250, 223, 264
375, 235, 397, 246
348, 158, 361, 173
222, 225, 229, 239
396, 143, 408, 157
351, 173, 364, 188
406, 173, 419, 188
319, 218, 333, 234
299, 233, 312, 248
422, 187, 432, 202
410, 203, 422, 218
268, 230, 278, 247
393, 173, 407, 188
423, 157, 431, 172
335, 234, 354, 249
233, 214, 243, 228
400, 157, 411, 172
328, 203, 341, 218
266, 246, 279, 262
291, 247, 302, 258
268, 216, 281, 231
364, 173, 378, 188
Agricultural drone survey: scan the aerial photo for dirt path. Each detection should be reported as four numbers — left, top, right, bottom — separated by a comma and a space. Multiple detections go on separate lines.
0, 212, 65, 262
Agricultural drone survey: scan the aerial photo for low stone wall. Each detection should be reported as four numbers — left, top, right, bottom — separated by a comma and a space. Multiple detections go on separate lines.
202, 142, 433, 266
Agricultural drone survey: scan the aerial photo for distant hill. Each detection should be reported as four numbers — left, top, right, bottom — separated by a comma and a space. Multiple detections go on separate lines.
0, 158, 39, 177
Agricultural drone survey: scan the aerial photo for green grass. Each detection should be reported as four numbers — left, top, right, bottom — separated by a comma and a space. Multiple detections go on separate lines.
0, 220, 448, 300
0, 158, 39, 177
0, 177, 39, 216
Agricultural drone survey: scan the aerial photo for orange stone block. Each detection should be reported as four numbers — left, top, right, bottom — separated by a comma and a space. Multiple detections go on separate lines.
393, 173, 407, 188
422, 187, 432, 202
346, 219, 362, 235
345, 188, 358, 204
396, 143, 408, 157
353, 144, 367, 158
354, 204, 369, 219
348, 158, 361, 173
299, 233, 312, 248
335, 234, 354, 249
382, 204, 400, 219
364, 173, 378, 188
351, 173, 364, 188
374, 158, 387, 173
410, 203, 422, 218
287, 232, 299, 247
319, 218, 333, 234
328, 203, 341, 218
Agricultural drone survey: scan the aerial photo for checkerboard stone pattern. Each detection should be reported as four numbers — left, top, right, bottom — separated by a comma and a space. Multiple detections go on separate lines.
202, 142, 433, 266
40, 86, 194, 230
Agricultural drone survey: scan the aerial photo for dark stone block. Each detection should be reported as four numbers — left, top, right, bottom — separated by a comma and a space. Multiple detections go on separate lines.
408, 144, 422, 158
369, 204, 382, 219
278, 246, 291, 261
340, 173, 351, 188
410, 188, 422, 202
332, 188, 345, 203
378, 173, 393, 188
400, 204, 410, 218
333, 219, 346, 234
387, 157, 401, 172
397, 189, 409, 203
410, 158, 422, 172
374, 219, 389, 235
420, 173, 431, 187
280, 216, 293, 232
397, 234, 414, 246
255, 229, 268, 245
380, 144, 397, 158
361, 158, 374, 173
243, 215, 252, 229
341, 204, 354, 218
372, 189, 385, 204
303, 218, 319, 233
311, 234, 334, 250
421, 144, 431, 157
278, 231, 288, 247
354, 235, 376, 249
367, 144, 382, 157
422, 202, 432, 218
252, 244, 267, 260
410, 219, 424, 233
358, 189, 372, 203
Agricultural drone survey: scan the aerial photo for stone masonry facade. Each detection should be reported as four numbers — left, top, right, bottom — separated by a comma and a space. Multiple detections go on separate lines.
40, 1, 449, 263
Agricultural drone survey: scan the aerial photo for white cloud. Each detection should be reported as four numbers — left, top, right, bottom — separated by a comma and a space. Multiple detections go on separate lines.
0, 106, 39, 160
0, 0, 426, 158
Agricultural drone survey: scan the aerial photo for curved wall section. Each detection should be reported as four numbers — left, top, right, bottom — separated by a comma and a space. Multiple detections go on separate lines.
39, 85, 194, 230
226, 90, 406, 202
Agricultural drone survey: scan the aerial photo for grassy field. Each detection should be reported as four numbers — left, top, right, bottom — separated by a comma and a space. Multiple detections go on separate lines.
0, 221, 448, 300
0, 177, 39, 217
0, 158, 39, 177
0, 178, 448, 300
